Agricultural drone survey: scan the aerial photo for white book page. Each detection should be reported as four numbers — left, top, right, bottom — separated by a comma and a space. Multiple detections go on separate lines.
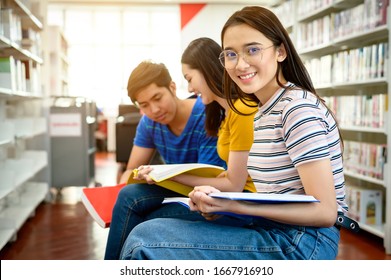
162, 197, 190, 208
209, 192, 319, 203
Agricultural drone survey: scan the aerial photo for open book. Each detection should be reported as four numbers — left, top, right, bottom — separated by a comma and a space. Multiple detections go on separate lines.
209, 192, 319, 203
163, 192, 319, 211
127, 163, 225, 196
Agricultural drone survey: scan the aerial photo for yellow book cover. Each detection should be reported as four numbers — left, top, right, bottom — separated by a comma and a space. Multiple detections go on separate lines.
127, 163, 225, 197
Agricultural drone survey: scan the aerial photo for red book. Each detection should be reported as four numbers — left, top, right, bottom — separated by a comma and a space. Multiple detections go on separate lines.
81, 183, 126, 228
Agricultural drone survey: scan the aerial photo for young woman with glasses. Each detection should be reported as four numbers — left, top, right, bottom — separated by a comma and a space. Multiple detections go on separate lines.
120, 6, 348, 260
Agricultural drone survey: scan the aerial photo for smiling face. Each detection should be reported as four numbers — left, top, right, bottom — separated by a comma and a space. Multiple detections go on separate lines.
182, 64, 216, 105
135, 82, 177, 125
222, 23, 286, 104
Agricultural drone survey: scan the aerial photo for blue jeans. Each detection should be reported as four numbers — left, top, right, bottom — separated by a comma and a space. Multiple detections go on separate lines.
104, 183, 202, 259
120, 217, 340, 260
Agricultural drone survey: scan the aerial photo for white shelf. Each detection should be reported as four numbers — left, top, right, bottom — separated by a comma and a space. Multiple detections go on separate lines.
0, 182, 48, 249
0, 122, 15, 146
359, 223, 385, 238
21, 150, 48, 173
0, 87, 13, 97
0, 33, 43, 64
0, 0, 49, 251
11, 0, 43, 31
299, 25, 388, 58
4, 158, 35, 186
344, 170, 385, 187
22, 182, 49, 206
0, 170, 16, 200
48, 25, 69, 96
340, 125, 386, 134
297, 0, 361, 23
0, 229, 15, 250
10, 117, 47, 139
1, 151, 48, 187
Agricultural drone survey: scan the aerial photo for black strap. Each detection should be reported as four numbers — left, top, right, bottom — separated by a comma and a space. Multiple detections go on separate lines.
335, 213, 360, 233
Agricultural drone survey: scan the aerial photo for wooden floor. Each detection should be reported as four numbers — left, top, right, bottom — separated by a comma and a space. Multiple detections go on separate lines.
0, 152, 390, 260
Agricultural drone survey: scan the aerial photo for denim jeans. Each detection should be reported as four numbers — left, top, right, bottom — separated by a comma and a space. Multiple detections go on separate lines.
104, 183, 204, 259
120, 217, 340, 260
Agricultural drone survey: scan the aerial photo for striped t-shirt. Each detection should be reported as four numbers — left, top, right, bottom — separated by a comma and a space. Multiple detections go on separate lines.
134, 96, 225, 168
248, 83, 347, 212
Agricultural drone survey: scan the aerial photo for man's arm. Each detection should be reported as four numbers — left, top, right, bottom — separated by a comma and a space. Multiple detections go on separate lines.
118, 145, 156, 183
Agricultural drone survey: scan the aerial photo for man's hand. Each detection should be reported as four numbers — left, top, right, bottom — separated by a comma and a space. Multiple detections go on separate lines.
133, 165, 155, 184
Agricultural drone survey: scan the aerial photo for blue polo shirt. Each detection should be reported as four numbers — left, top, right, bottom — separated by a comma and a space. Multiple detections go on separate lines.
134, 97, 225, 168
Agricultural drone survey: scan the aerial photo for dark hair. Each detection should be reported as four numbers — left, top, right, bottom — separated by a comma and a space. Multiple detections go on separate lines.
127, 61, 172, 104
221, 6, 343, 147
181, 37, 227, 136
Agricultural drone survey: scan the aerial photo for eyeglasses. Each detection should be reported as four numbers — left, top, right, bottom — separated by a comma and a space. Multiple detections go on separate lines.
219, 45, 274, 70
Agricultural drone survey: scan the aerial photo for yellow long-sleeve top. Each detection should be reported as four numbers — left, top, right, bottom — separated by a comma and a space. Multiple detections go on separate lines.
217, 98, 257, 192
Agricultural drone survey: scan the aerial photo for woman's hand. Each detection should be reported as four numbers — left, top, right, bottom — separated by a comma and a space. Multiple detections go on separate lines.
189, 186, 230, 221
133, 165, 155, 184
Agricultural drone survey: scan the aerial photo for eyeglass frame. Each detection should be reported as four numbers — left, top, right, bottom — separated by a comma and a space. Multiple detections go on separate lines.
218, 44, 275, 70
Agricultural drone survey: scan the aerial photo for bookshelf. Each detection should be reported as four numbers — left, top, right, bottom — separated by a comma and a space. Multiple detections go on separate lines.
0, 0, 49, 250
274, 0, 390, 254
47, 25, 68, 96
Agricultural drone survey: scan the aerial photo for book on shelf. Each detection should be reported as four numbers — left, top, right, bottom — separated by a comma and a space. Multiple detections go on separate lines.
127, 163, 225, 197
345, 186, 383, 226
81, 183, 126, 228
163, 192, 319, 215
0, 56, 17, 91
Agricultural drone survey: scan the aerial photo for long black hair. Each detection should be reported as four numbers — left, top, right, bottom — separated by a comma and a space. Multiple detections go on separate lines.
181, 37, 233, 136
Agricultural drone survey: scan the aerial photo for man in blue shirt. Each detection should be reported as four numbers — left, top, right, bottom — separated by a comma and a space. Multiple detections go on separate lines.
104, 61, 224, 259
